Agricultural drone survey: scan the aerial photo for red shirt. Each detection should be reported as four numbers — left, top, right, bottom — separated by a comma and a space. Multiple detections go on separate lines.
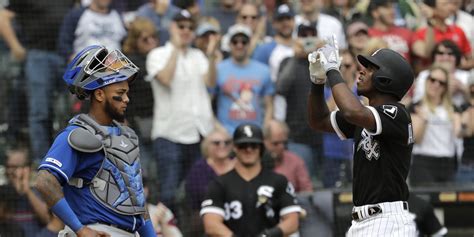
369, 26, 414, 62
414, 25, 472, 56
273, 151, 313, 192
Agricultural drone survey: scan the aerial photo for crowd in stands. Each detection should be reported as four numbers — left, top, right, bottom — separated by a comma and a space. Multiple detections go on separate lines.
0, 0, 473, 236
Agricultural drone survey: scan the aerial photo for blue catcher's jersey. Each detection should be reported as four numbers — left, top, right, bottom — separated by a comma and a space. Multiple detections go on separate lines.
38, 125, 145, 232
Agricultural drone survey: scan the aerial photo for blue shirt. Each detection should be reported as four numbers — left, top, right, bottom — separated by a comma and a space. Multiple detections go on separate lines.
212, 59, 275, 134
38, 124, 144, 232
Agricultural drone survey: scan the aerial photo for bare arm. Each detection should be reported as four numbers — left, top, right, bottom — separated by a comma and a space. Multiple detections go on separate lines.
154, 48, 179, 87
277, 212, 299, 236
0, 8, 26, 61
204, 34, 219, 88
329, 71, 376, 131
263, 95, 274, 125
202, 213, 233, 237
307, 84, 334, 132
412, 24, 436, 59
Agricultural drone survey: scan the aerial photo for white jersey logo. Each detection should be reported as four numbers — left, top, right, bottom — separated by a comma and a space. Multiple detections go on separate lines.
382, 105, 398, 119
357, 130, 380, 161
243, 125, 253, 137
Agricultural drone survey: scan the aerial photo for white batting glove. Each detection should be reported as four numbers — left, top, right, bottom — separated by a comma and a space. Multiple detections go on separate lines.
318, 35, 341, 73
308, 51, 327, 84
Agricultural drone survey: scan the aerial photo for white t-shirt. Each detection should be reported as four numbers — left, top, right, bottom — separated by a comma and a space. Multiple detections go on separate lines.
146, 42, 214, 144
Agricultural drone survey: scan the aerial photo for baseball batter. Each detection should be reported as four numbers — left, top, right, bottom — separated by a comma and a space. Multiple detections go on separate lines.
307, 38, 417, 236
34, 45, 156, 237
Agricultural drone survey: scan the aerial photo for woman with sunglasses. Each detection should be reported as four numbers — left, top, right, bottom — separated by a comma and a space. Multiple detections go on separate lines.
185, 127, 235, 236
409, 65, 462, 187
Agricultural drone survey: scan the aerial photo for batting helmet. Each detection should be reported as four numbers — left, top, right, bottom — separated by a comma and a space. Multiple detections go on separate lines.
63, 45, 139, 100
357, 48, 414, 100
233, 123, 263, 145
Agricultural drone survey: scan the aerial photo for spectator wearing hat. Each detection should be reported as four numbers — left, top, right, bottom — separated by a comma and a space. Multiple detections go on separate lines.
295, 0, 347, 49
252, 4, 296, 121
212, 24, 275, 135
194, 16, 224, 63
368, 0, 414, 62
346, 20, 370, 57
136, 0, 181, 45
146, 9, 218, 213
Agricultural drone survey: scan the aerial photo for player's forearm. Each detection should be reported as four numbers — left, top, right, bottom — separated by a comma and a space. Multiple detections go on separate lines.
203, 218, 233, 237
25, 188, 51, 224
35, 170, 65, 207
277, 213, 299, 236
308, 84, 331, 131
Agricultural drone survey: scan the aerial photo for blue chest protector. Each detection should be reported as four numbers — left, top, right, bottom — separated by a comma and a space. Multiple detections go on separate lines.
67, 114, 146, 215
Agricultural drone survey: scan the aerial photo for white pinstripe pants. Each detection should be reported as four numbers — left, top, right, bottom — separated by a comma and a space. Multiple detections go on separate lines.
346, 201, 417, 237
58, 223, 137, 237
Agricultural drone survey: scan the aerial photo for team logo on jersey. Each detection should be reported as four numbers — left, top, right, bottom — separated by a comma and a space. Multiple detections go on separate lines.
256, 185, 274, 208
382, 105, 398, 119
201, 199, 213, 208
357, 130, 380, 161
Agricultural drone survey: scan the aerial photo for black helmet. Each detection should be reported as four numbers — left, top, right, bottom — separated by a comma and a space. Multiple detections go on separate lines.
357, 48, 414, 100
233, 123, 263, 145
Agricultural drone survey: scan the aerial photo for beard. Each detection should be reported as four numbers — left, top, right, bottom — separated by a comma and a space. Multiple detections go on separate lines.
104, 99, 125, 123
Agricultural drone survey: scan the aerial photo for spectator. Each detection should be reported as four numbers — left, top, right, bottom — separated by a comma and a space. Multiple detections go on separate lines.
212, 24, 275, 135
295, 0, 347, 49
409, 65, 462, 186
194, 17, 223, 63
142, 177, 182, 237
346, 20, 370, 57
276, 25, 323, 182
412, 0, 471, 66
136, 0, 181, 45
35, 214, 64, 237
146, 10, 217, 212
263, 120, 313, 193
447, 0, 474, 55
0, 185, 25, 237
0, 0, 73, 161
457, 73, 474, 183
322, 50, 356, 188
323, 0, 363, 25
173, 0, 200, 20
5, 148, 50, 237
413, 40, 471, 109
185, 128, 235, 236
122, 17, 159, 176
252, 3, 296, 121
368, 0, 414, 62
58, 0, 127, 59
221, 2, 267, 57
202, 0, 242, 34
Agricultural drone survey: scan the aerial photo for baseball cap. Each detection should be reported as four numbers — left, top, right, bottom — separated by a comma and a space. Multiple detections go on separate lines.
369, 0, 395, 12
173, 9, 193, 22
233, 123, 263, 144
227, 24, 252, 40
346, 21, 369, 37
274, 4, 295, 19
297, 22, 317, 37
196, 22, 220, 37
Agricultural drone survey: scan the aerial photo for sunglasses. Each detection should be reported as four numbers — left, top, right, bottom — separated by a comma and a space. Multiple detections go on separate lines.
231, 39, 249, 46
435, 50, 454, 56
177, 24, 194, 31
271, 140, 288, 146
428, 76, 447, 86
236, 143, 260, 150
211, 140, 232, 146
240, 15, 258, 20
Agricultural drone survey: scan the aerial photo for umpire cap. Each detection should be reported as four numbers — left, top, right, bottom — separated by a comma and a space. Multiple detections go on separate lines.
357, 48, 414, 100
233, 123, 263, 144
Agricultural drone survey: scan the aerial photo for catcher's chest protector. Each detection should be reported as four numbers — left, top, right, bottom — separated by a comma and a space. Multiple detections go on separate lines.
69, 114, 146, 215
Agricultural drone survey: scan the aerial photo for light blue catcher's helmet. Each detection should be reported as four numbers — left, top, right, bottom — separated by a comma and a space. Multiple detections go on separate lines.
63, 45, 139, 100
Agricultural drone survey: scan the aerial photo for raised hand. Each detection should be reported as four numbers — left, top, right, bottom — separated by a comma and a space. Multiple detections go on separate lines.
318, 35, 341, 73
308, 51, 326, 84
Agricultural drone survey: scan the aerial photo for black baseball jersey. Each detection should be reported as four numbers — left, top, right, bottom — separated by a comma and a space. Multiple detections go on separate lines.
200, 169, 301, 237
330, 103, 414, 206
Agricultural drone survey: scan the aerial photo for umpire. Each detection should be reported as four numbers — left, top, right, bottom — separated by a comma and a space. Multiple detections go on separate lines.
200, 123, 301, 237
